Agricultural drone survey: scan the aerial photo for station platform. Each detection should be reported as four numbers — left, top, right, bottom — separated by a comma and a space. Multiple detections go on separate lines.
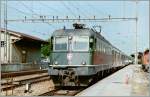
76, 64, 149, 96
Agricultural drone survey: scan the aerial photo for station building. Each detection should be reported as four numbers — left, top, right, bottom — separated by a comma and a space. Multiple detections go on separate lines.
0, 29, 47, 64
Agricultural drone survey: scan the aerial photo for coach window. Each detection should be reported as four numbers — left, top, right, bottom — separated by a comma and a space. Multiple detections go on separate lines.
103, 44, 105, 53
101, 43, 102, 52
99, 43, 100, 52
73, 36, 89, 51
104, 46, 105, 53
106, 46, 108, 54
96, 42, 99, 51
99, 43, 101, 52
105, 47, 107, 54
107, 47, 109, 54
101, 44, 103, 53
102, 44, 104, 53
54, 36, 68, 51
109, 48, 111, 55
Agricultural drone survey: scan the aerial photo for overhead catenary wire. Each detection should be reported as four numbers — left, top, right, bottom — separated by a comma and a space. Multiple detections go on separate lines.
61, 1, 77, 18
17, 1, 58, 31
8, 2, 137, 30
8, 6, 35, 17
1, 1, 142, 64
78, 2, 103, 28
7, 5, 56, 29
18, 1, 47, 20
7, 17, 137, 23
68, 1, 89, 19
39, 1, 65, 16
38, 1, 68, 29
1, 1, 56, 40
86, 2, 109, 18
77, 2, 97, 18
18, 1, 41, 17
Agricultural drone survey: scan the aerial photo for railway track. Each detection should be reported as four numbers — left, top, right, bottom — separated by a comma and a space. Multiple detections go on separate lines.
38, 86, 87, 96
1, 75, 50, 91
38, 66, 124, 96
1, 69, 47, 78
1, 70, 50, 91
40, 65, 128, 96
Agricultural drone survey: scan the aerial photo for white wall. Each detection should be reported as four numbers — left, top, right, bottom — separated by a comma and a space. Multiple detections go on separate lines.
0, 32, 21, 63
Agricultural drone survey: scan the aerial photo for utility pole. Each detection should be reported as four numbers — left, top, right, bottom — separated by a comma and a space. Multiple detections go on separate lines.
135, 0, 138, 65
149, 0, 150, 67
0, 0, 2, 93
4, 0, 8, 63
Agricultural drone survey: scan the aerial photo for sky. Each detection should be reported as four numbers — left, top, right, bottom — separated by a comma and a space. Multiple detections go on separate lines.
0, 0, 149, 55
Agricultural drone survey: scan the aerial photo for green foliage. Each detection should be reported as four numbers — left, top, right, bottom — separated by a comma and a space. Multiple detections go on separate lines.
41, 39, 51, 58
130, 54, 135, 58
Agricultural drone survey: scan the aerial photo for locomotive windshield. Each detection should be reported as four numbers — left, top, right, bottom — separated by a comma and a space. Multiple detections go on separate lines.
73, 36, 89, 51
54, 36, 68, 51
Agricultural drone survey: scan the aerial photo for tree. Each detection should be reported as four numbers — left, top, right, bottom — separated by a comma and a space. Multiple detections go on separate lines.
138, 52, 143, 59
138, 52, 143, 64
41, 38, 51, 58
130, 54, 135, 58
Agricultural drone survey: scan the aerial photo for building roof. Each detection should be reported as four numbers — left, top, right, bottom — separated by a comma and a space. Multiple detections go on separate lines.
0, 28, 48, 43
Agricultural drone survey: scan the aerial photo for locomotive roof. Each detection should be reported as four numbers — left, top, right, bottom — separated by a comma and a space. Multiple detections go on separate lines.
52, 28, 111, 44
52, 28, 94, 36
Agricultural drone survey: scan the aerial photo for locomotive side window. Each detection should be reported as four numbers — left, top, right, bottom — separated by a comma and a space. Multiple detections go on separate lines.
73, 36, 89, 51
54, 36, 68, 51
89, 37, 94, 51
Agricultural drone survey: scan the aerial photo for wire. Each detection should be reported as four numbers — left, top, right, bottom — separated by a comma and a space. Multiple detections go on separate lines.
39, 1, 65, 16
86, 2, 109, 17
7, 2, 57, 37
18, 1, 40, 16
8, 6, 33, 17
18, 1, 55, 27
76, 2, 94, 18
61, 1, 77, 18
68, 1, 89, 19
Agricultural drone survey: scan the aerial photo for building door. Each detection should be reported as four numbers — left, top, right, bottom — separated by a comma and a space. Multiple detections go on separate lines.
22, 50, 27, 63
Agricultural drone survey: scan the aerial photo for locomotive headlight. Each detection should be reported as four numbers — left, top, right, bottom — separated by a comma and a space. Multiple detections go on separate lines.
82, 61, 86, 65
54, 61, 58, 65
90, 38, 93, 43
69, 36, 72, 40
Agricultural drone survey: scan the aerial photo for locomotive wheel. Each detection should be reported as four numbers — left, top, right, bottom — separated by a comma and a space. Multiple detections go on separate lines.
74, 77, 80, 86
62, 76, 70, 86
89, 75, 98, 86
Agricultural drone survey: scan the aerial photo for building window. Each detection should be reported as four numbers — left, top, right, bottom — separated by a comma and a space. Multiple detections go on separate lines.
1, 41, 6, 47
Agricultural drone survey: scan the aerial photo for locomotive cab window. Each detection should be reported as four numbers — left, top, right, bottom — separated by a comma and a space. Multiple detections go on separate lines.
54, 36, 68, 51
73, 36, 89, 51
